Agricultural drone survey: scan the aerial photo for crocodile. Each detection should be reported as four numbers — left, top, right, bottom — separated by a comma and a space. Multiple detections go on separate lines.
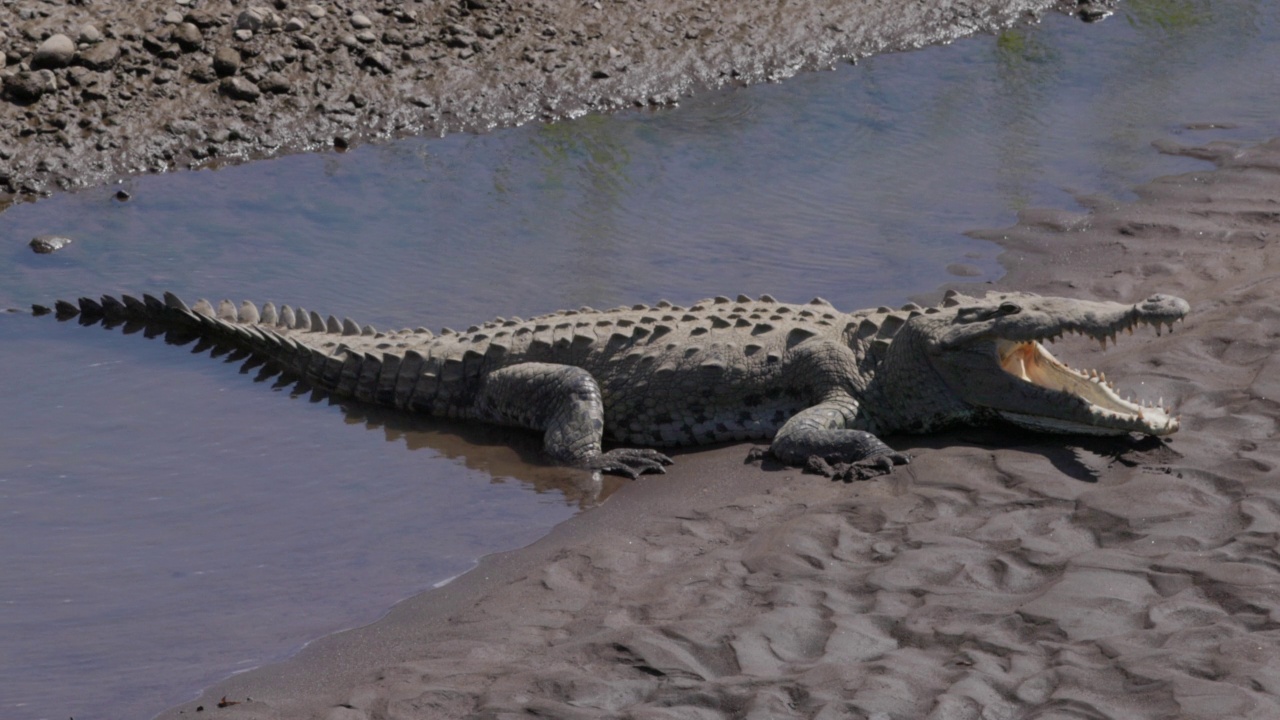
36, 290, 1189, 479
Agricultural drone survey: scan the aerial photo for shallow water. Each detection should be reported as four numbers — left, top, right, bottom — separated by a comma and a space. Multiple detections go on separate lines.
1, 2, 1277, 718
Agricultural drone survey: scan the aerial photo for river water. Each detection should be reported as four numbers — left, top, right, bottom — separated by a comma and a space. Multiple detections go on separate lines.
2, 2, 1277, 718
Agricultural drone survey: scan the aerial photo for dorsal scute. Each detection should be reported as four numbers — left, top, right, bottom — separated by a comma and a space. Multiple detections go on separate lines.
238, 301, 260, 324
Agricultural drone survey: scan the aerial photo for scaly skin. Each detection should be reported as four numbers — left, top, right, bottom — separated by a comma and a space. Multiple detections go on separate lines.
37, 289, 1189, 479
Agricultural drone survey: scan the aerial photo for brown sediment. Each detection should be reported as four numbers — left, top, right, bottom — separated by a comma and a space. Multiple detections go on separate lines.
0, 0, 1092, 207
156, 134, 1280, 719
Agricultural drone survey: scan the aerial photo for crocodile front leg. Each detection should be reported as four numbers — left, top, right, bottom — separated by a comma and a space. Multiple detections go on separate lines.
769, 398, 909, 480
475, 362, 672, 478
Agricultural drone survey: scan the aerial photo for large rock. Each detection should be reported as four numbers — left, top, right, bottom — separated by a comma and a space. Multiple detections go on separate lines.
31, 33, 75, 69
77, 40, 121, 71
3, 70, 57, 102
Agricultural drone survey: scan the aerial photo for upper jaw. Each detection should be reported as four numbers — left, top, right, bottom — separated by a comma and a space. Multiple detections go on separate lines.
940, 294, 1191, 350
1003, 293, 1190, 350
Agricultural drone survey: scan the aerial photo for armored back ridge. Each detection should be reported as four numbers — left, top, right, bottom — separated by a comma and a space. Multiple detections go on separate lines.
37, 289, 1188, 479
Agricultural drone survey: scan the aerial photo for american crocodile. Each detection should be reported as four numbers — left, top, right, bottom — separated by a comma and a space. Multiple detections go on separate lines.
36, 290, 1189, 479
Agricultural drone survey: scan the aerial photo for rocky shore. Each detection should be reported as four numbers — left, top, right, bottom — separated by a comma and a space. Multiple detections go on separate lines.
0, 0, 1100, 207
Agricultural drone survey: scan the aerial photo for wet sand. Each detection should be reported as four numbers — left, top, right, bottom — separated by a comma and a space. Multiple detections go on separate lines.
155, 136, 1280, 718
0, 0, 1088, 205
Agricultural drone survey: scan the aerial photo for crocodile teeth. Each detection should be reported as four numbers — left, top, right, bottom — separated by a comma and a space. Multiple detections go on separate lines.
997, 338, 1178, 435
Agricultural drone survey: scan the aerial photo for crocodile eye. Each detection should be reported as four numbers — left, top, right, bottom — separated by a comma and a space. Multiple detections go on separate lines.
998, 302, 1022, 315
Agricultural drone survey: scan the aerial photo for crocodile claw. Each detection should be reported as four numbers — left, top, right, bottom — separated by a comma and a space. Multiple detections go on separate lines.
806, 451, 910, 482
586, 448, 674, 479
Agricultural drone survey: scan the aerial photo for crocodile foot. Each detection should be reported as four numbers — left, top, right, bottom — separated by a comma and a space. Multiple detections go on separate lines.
805, 451, 910, 482
586, 448, 674, 479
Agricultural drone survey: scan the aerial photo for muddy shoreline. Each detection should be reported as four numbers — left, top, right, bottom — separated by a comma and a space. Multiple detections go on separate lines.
0, 0, 1097, 209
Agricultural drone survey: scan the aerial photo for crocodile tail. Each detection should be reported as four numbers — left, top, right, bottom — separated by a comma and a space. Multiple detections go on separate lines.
35, 292, 354, 397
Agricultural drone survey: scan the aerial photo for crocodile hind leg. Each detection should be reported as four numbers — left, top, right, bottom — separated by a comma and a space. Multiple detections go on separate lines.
475, 363, 672, 478
769, 399, 909, 480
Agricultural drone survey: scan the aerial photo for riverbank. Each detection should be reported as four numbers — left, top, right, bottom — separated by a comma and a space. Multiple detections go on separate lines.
0, 0, 1092, 207
158, 135, 1280, 719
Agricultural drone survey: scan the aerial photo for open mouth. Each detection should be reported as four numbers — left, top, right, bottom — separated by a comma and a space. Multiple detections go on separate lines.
995, 337, 1179, 436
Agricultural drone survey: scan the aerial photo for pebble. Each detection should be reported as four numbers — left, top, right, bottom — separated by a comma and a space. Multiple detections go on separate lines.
284, 17, 307, 33
188, 64, 218, 84
164, 10, 185, 24
184, 11, 220, 29
351, 13, 374, 29
79, 24, 103, 44
29, 235, 74, 254
1078, 2, 1114, 22
32, 34, 76, 70
213, 46, 242, 77
219, 76, 262, 101
363, 52, 394, 74
174, 23, 204, 52
77, 40, 121, 70
257, 72, 292, 94
306, 4, 327, 20
236, 8, 266, 31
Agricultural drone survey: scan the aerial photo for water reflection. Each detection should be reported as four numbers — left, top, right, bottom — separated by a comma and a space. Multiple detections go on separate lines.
341, 403, 637, 507
44, 298, 636, 506
991, 28, 1057, 212
1126, 0, 1213, 30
